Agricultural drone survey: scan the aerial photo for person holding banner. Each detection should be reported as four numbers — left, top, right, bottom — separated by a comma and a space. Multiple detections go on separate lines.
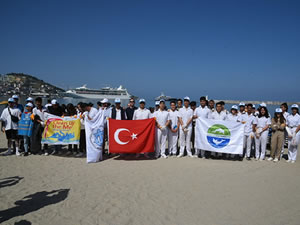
280, 103, 289, 159
286, 104, 300, 163
110, 99, 126, 120
178, 97, 193, 158
253, 106, 271, 161
168, 101, 180, 156
226, 105, 241, 159
153, 100, 170, 158
238, 104, 256, 160
193, 96, 211, 158
268, 108, 286, 162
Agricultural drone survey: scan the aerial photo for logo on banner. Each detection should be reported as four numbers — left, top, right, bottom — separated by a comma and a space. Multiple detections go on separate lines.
207, 124, 231, 148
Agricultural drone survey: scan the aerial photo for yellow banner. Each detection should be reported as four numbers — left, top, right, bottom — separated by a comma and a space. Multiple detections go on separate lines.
42, 117, 81, 144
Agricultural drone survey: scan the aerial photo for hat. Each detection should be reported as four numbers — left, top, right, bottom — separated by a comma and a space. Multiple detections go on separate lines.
159, 99, 165, 103
252, 104, 256, 108
26, 97, 34, 102
291, 104, 299, 109
51, 99, 58, 105
139, 99, 146, 103
25, 103, 33, 108
275, 108, 282, 113
260, 102, 267, 107
231, 105, 238, 110
184, 96, 190, 101
115, 98, 121, 104
239, 102, 245, 107
12, 95, 19, 99
8, 98, 15, 103
155, 101, 160, 105
101, 98, 109, 104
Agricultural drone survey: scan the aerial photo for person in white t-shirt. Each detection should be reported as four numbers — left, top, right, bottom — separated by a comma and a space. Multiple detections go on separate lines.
253, 106, 271, 161
0, 98, 21, 155
153, 100, 170, 158
193, 96, 211, 158
286, 104, 300, 163
178, 97, 194, 158
168, 101, 180, 156
280, 103, 290, 159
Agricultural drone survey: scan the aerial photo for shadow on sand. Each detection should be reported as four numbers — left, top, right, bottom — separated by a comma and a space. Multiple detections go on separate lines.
0, 189, 69, 223
0, 176, 23, 189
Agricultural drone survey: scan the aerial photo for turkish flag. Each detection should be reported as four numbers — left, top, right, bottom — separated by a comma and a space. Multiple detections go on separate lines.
108, 118, 155, 153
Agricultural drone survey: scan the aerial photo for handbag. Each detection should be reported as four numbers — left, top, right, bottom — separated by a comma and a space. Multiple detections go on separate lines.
8, 107, 19, 123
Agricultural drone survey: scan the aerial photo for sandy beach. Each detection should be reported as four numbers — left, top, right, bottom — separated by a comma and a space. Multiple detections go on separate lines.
1, 132, 300, 225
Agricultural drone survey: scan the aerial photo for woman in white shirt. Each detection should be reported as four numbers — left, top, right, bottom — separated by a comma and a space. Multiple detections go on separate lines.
253, 106, 271, 161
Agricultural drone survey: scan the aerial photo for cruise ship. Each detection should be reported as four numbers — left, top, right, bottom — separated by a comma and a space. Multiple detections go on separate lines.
63, 85, 136, 104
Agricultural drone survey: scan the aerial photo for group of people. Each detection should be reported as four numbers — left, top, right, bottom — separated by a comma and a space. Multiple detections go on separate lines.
1, 95, 300, 163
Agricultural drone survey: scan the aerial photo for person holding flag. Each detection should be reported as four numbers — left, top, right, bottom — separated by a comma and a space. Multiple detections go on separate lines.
168, 101, 180, 156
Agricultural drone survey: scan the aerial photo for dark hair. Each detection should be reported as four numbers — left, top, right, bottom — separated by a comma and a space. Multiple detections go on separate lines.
220, 101, 225, 105
274, 112, 285, 124
216, 102, 222, 107
177, 99, 183, 103
247, 103, 253, 108
281, 103, 288, 111
80, 103, 87, 109
170, 101, 176, 105
200, 96, 206, 101
35, 97, 42, 102
88, 103, 93, 107
77, 102, 82, 106
258, 106, 269, 118
190, 101, 196, 107
209, 99, 214, 103
66, 103, 76, 116
97, 101, 101, 106
47, 99, 51, 103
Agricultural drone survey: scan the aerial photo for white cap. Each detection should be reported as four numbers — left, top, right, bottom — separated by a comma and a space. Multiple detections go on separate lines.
51, 99, 58, 105
231, 105, 238, 110
275, 108, 282, 113
291, 104, 299, 109
25, 102, 33, 108
26, 97, 34, 102
12, 95, 19, 99
155, 101, 160, 105
8, 98, 15, 103
252, 104, 256, 108
260, 102, 267, 107
139, 99, 146, 103
184, 96, 190, 101
101, 98, 109, 103
115, 98, 121, 103
239, 102, 245, 107
159, 99, 165, 103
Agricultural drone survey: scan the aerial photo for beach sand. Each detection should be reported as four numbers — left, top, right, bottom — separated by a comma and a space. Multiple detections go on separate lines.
0, 132, 300, 225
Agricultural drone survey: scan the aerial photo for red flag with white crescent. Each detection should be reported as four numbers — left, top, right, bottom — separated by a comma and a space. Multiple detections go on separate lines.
108, 118, 155, 153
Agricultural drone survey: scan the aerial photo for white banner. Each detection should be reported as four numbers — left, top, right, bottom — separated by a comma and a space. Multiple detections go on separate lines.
85, 110, 105, 163
195, 118, 244, 154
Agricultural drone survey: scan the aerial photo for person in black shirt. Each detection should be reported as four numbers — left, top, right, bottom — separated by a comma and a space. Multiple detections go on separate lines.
125, 98, 137, 120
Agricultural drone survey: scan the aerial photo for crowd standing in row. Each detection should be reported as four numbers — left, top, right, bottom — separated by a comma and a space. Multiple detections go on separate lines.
1, 95, 300, 163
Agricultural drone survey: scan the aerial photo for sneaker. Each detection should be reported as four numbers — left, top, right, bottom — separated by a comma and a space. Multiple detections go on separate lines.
273, 158, 279, 162
188, 154, 194, 158
259, 158, 264, 161
161, 154, 168, 159
267, 157, 273, 161
4, 149, 12, 155
16, 151, 21, 156
177, 154, 183, 158
246, 157, 251, 161
192, 154, 198, 158
51, 150, 57, 155
44, 152, 49, 156
76, 152, 84, 157
286, 160, 291, 163
24, 152, 28, 156
57, 151, 63, 155
291, 161, 295, 164
255, 158, 259, 161
66, 151, 72, 155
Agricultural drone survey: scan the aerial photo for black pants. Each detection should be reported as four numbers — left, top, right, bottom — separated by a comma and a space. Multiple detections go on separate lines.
79, 129, 86, 153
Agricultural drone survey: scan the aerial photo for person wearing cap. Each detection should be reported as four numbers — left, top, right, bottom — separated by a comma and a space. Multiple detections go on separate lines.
177, 97, 194, 158
252, 105, 259, 117
133, 99, 151, 158
110, 99, 126, 120
280, 103, 290, 158
193, 96, 211, 158
12, 95, 24, 112
238, 102, 246, 116
286, 104, 300, 163
238, 104, 256, 160
268, 108, 286, 162
18, 103, 34, 156
155, 101, 160, 111
168, 101, 180, 156
153, 100, 170, 158
125, 98, 137, 120
0, 98, 21, 155
209, 102, 227, 158
253, 106, 271, 161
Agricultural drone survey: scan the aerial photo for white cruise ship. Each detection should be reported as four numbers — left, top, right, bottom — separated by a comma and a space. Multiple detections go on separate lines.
63, 85, 136, 104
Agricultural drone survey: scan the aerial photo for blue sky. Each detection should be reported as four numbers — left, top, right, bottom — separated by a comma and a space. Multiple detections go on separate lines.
0, 0, 299, 102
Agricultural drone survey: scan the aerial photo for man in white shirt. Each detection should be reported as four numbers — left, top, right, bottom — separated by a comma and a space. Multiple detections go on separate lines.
0, 98, 21, 155
153, 100, 170, 158
133, 99, 151, 158
238, 104, 256, 160
238, 102, 246, 116
193, 96, 211, 158
110, 98, 126, 120
168, 101, 180, 156
178, 97, 194, 157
